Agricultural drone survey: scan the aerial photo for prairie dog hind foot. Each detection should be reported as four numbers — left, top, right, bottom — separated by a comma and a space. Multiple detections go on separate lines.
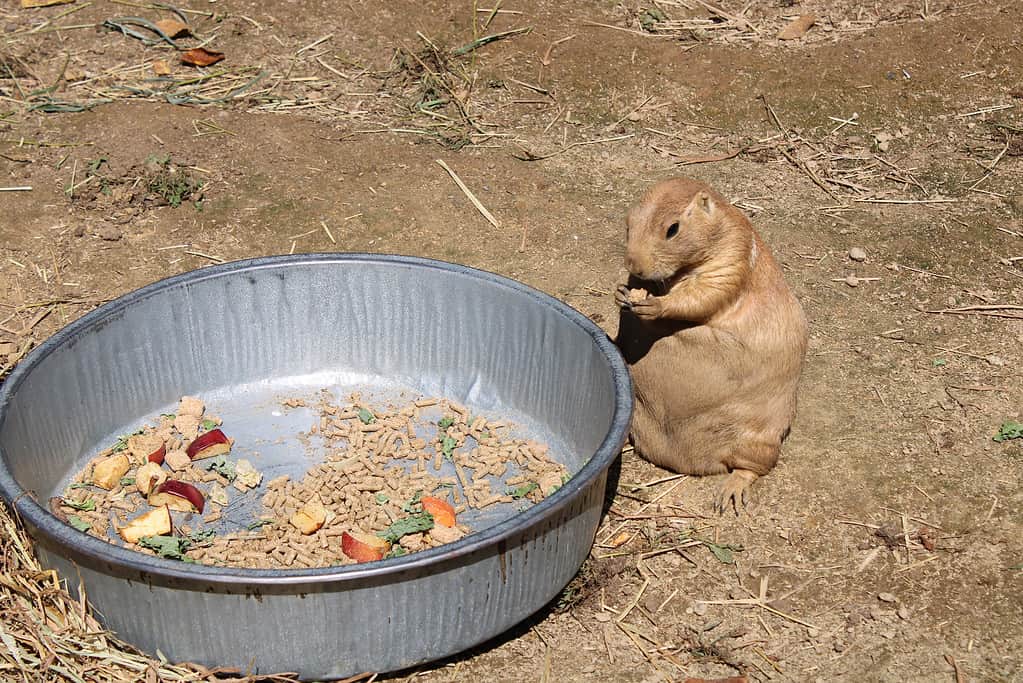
713, 469, 759, 515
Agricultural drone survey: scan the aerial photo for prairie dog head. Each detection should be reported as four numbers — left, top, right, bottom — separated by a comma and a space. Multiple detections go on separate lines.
624, 178, 747, 284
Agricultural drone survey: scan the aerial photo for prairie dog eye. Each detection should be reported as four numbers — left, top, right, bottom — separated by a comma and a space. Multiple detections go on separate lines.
665, 222, 679, 239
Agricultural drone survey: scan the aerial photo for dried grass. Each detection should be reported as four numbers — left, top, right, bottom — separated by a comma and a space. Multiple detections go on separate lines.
0, 501, 300, 681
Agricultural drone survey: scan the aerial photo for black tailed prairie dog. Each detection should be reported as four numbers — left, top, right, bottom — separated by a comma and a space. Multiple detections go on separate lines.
614, 177, 808, 513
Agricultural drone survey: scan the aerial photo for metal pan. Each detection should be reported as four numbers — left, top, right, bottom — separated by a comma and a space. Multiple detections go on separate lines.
0, 254, 631, 679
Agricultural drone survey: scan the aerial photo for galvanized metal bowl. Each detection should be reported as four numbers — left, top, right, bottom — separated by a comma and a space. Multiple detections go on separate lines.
0, 254, 631, 680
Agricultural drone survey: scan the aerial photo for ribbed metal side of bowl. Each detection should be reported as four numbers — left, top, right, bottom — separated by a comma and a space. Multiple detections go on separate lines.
0, 254, 632, 680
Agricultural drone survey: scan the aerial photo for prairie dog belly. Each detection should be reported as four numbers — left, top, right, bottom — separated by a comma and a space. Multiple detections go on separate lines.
625, 321, 799, 473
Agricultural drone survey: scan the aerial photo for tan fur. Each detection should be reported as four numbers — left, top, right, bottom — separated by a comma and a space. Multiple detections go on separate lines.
614, 178, 808, 512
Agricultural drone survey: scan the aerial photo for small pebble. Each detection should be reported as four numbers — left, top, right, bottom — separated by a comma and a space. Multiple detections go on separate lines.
897, 606, 911, 620
878, 592, 897, 603
692, 601, 708, 616
848, 246, 867, 262
844, 274, 860, 287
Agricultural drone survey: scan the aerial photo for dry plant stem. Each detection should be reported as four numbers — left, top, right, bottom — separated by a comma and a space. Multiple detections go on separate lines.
598, 478, 686, 545
927, 304, 1023, 313
699, 575, 819, 630
514, 133, 634, 161
581, 21, 674, 38
694, 0, 759, 33
541, 35, 576, 65
854, 198, 957, 204
435, 159, 499, 227
184, 250, 225, 263
894, 262, 953, 279
944, 654, 966, 683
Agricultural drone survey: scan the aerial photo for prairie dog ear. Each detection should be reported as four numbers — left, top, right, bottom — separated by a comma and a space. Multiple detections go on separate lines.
683, 190, 715, 218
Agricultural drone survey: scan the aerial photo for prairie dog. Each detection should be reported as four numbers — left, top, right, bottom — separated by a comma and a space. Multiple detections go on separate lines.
614, 178, 808, 513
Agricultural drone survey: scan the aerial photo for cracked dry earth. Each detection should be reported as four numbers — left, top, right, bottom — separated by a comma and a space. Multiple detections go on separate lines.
1, 0, 1022, 681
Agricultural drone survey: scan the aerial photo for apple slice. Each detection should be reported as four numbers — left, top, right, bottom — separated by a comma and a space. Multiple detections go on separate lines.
186, 428, 231, 460
92, 453, 130, 490
290, 496, 327, 535
149, 480, 205, 513
118, 505, 173, 544
341, 531, 391, 563
135, 462, 167, 496
421, 496, 456, 527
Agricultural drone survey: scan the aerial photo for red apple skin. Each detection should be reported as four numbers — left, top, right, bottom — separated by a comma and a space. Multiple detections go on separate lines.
186, 428, 231, 460
150, 480, 205, 513
147, 443, 167, 464
341, 531, 390, 563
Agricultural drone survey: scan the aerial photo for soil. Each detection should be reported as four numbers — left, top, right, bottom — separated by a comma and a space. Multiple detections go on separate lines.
2, 0, 1022, 681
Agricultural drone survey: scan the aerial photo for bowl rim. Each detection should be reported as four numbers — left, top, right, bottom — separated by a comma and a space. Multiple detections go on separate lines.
0, 253, 632, 588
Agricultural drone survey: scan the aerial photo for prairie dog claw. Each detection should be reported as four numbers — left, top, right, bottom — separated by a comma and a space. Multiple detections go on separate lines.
714, 469, 759, 515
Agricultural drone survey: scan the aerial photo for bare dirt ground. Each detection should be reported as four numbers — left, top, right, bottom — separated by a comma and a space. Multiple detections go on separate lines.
2, 0, 1023, 681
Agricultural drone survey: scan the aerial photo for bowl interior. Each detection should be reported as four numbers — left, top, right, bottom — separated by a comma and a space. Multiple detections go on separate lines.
0, 255, 627, 562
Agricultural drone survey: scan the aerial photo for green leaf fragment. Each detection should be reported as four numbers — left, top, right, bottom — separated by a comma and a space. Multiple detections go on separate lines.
139, 535, 192, 560
67, 515, 91, 532
932, 358, 947, 367
441, 435, 457, 458
993, 420, 1023, 443
61, 498, 95, 512
377, 512, 434, 543
438, 416, 455, 429
375, 492, 390, 504
187, 529, 216, 544
200, 418, 219, 431
508, 482, 538, 499
119, 477, 135, 487
247, 519, 272, 531
206, 455, 237, 481
386, 545, 408, 559
112, 428, 145, 452
639, 7, 667, 31
357, 407, 375, 424
700, 540, 742, 564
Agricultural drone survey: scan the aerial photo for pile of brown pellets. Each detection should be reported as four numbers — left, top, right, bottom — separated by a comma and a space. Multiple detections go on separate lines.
54, 393, 568, 568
